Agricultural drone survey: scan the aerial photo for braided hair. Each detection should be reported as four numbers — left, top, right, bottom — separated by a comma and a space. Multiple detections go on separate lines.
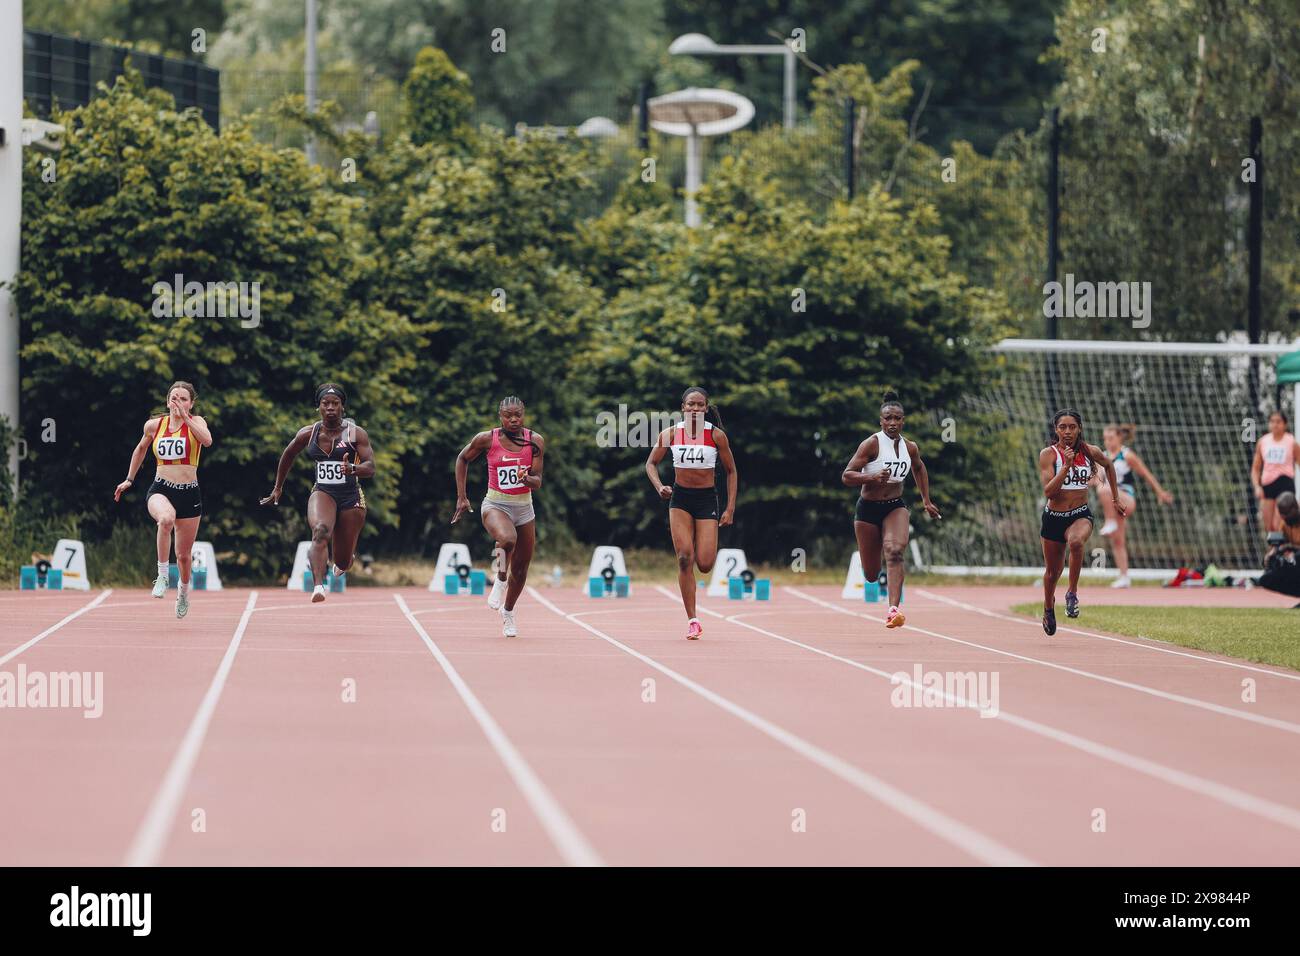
498, 395, 541, 455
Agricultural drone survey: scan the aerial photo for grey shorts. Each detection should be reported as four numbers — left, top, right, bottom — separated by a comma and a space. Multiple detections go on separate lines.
481, 496, 535, 527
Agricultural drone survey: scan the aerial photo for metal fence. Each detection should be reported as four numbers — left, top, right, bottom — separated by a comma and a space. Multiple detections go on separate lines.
23, 30, 219, 128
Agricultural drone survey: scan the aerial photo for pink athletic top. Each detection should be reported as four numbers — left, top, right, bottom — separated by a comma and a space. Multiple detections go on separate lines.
1259, 432, 1297, 485
486, 427, 534, 498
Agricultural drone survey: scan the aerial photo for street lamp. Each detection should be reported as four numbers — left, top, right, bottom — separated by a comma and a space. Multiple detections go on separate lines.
647, 88, 755, 227
668, 32, 797, 129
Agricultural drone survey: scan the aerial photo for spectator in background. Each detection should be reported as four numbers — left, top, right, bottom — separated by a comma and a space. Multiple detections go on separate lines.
1252, 411, 1298, 533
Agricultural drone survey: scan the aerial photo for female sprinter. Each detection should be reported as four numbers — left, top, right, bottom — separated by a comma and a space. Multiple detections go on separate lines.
452, 396, 546, 638
113, 381, 213, 619
1039, 408, 1122, 635
645, 386, 738, 640
841, 391, 941, 629
1096, 423, 1174, 588
1252, 411, 1298, 534
260, 384, 375, 602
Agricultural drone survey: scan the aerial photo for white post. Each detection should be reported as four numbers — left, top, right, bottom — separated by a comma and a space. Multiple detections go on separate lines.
684, 128, 701, 228
304, 0, 318, 164
1, 0, 23, 495
783, 48, 796, 129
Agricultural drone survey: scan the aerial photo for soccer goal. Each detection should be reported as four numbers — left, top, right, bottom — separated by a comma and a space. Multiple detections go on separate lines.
918, 338, 1300, 577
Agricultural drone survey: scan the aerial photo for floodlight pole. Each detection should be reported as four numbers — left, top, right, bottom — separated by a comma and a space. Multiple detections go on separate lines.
305, 0, 318, 164
1, 0, 23, 494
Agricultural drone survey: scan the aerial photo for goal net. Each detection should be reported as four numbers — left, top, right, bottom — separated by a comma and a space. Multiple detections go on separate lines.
918, 339, 1300, 576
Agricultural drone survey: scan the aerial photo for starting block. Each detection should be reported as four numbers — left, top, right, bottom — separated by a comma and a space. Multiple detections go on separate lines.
167, 564, 208, 590
863, 576, 902, 604
20, 560, 63, 590
50, 539, 90, 590
430, 543, 481, 594
588, 567, 631, 598
301, 568, 347, 592
444, 565, 488, 596
585, 546, 630, 598
708, 548, 749, 597
727, 568, 770, 601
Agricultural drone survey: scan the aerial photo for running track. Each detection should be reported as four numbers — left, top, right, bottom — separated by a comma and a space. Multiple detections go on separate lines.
1, 583, 1297, 866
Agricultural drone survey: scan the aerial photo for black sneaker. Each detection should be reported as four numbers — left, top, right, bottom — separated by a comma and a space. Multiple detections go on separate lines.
1042, 607, 1057, 636
1064, 591, 1080, 618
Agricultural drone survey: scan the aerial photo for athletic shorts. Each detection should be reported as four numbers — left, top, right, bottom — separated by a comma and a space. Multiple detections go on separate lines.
855, 496, 907, 527
146, 478, 202, 518
669, 484, 719, 520
1263, 476, 1296, 500
313, 483, 366, 511
482, 496, 535, 527
1041, 504, 1093, 543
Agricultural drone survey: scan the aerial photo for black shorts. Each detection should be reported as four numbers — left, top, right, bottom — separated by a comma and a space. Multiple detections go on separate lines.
1041, 504, 1092, 543
313, 483, 366, 511
146, 478, 202, 518
1263, 476, 1296, 500
669, 483, 719, 520
855, 497, 907, 527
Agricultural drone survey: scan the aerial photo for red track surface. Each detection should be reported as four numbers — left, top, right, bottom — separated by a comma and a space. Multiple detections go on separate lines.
2, 582, 1298, 866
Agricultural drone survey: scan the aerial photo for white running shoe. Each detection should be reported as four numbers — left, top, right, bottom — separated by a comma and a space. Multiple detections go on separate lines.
487, 576, 507, 610
151, 574, 168, 599
1110, 575, 1131, 589
176, 592, 190, 619
1099, 520, 1118, 536
311, 584, 327, 603
501, 608, 518, 638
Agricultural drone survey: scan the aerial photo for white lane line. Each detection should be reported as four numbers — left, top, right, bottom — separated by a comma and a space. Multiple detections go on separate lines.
662, 587, 1300, 834
0, 589, 113, 667
913, 587, 1300, 682
252, 599, 396, 613
786, 588, 1300, 735
533, 586, 1035, 867
123, 591, 259, 867
393, 594, 604, 868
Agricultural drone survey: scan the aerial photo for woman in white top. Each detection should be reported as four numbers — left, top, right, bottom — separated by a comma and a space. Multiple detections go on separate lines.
1096, 423, 1174, 588
1252, 410, 1298, 534
646, 387, 738, 641
841, 391, 941, 629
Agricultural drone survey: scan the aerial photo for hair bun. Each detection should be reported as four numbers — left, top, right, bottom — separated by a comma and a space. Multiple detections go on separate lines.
882, 390, 899, 402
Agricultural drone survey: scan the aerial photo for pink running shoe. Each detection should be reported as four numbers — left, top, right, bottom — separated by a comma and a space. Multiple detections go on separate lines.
686, 619, 703, 640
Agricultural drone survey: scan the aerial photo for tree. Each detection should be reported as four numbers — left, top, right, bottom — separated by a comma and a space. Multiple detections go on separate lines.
1045, 0, 1300, 340
15, 72, 421, 576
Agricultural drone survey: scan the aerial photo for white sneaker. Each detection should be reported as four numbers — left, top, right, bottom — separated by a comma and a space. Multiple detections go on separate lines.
151, 574, 168, 599
311, 584, 327, 603
487, 576, 507, 610
1099, 520, 1118, 536
501, 608, 518, 638
176, 592, 190, 619
1110, 575, 1131, 588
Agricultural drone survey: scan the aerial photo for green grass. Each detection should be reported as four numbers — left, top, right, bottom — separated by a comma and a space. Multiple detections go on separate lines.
1011, 603, 1300, 672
